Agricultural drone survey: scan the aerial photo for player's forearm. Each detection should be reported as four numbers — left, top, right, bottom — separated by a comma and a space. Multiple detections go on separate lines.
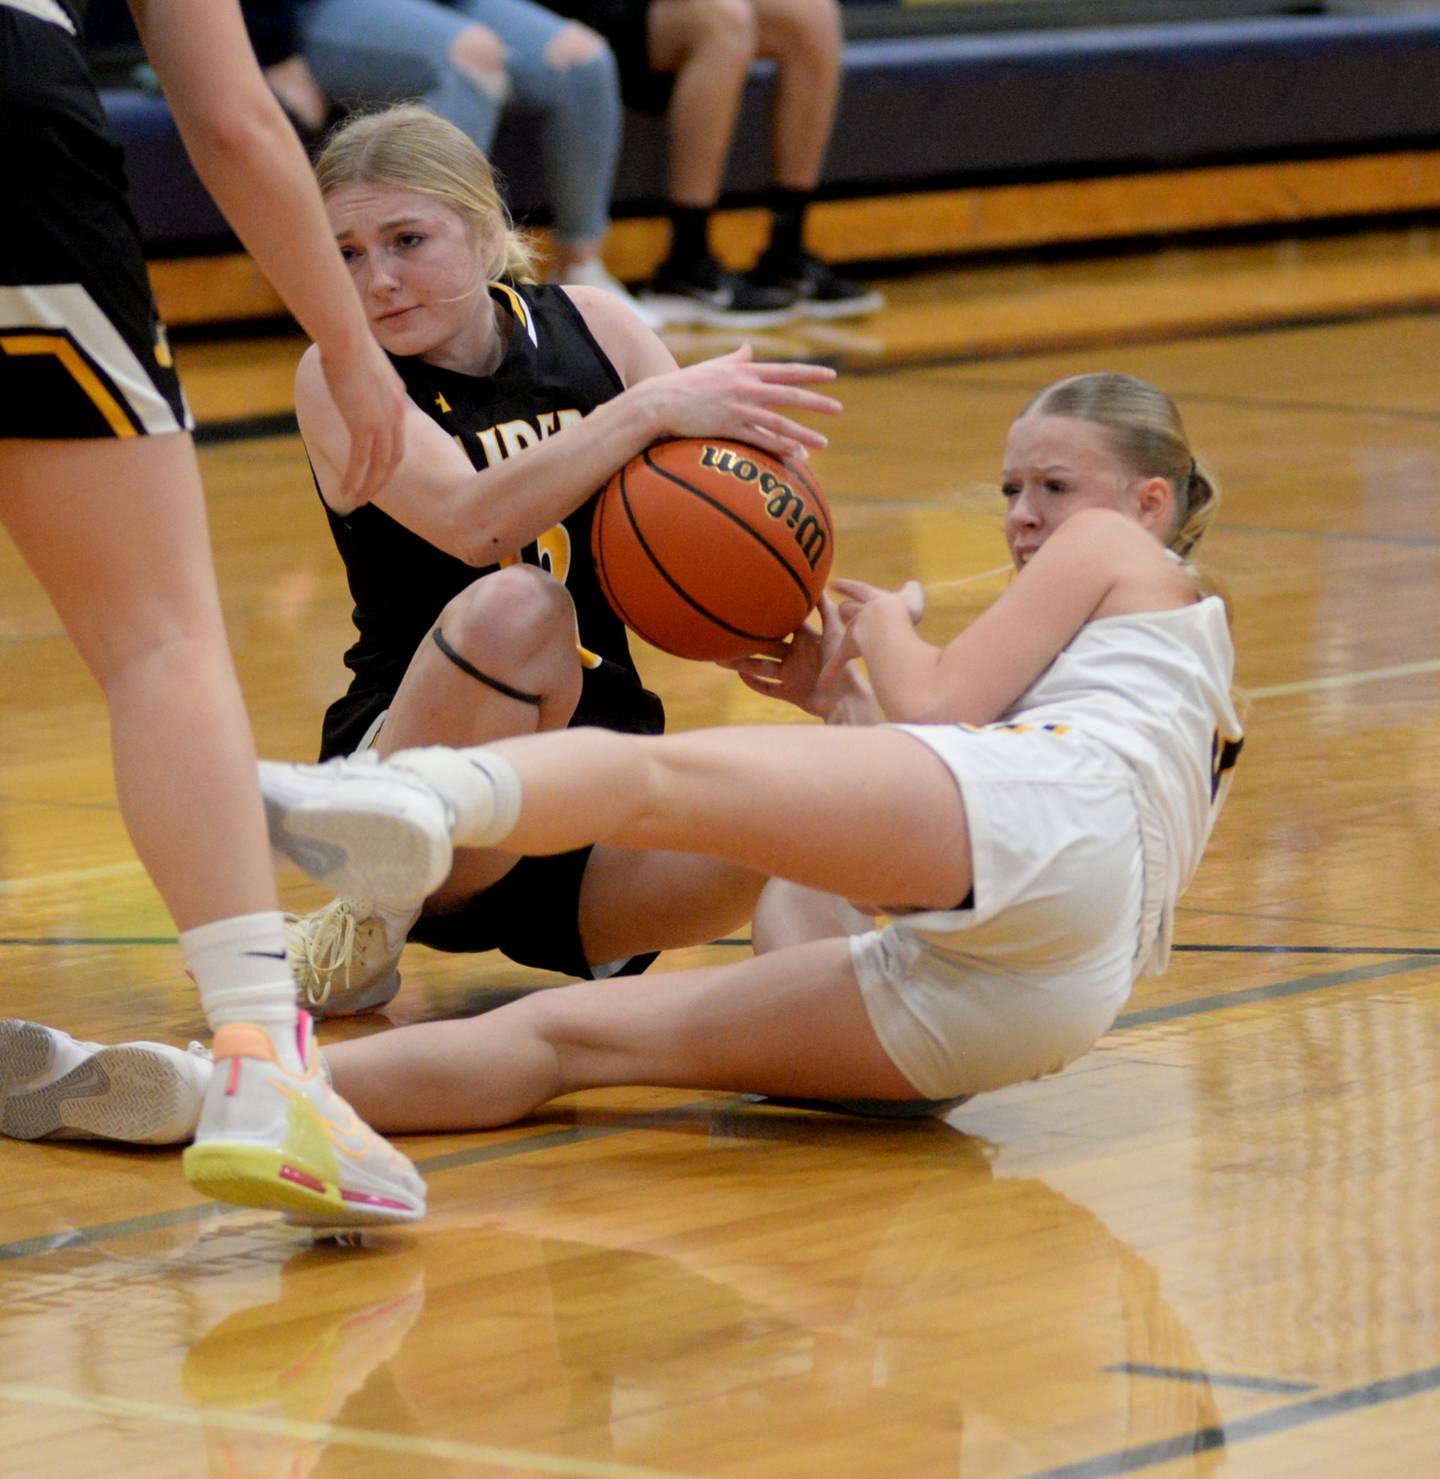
855, 604, 948, 723
179, 109, 371, 363
133, 0, 368, 365
445, 390, 664, 564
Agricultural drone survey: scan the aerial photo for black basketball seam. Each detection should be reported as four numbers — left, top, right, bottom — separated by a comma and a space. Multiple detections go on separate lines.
616, 460, 806, 647
594, 465, 646, 637
640, 447, 819, 602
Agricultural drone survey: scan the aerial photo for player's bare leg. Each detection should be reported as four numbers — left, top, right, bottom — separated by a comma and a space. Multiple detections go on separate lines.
0, 435, 423, 1224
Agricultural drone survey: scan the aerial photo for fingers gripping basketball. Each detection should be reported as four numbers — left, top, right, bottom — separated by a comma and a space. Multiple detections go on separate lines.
592, 438, 836, 662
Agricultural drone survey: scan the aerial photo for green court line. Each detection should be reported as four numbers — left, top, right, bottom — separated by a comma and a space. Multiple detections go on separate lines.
0, 937, 174, 947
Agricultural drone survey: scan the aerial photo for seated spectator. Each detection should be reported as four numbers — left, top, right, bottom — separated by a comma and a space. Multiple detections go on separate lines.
547, 0, 884, 328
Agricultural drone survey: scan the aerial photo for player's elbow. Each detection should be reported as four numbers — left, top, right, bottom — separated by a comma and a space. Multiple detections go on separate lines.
453, 518, 522, 568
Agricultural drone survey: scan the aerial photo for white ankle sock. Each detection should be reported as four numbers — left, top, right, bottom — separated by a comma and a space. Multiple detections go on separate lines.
387, 745, 523, 850
181, 911, 298, 1035
372, 900, 421, 951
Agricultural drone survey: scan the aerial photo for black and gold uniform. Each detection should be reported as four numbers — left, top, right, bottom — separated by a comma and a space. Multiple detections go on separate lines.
319, 280, 663, 979
1, 0, 191, 439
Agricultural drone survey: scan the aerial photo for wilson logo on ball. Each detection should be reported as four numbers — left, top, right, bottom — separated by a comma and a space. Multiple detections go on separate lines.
698, 444, 829, 572
592, 437, 836, 663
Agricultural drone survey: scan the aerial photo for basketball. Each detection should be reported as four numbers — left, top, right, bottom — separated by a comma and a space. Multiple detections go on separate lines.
591, 438, 835, 662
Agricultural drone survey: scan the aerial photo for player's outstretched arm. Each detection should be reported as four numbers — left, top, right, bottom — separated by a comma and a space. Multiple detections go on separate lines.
129, 0, 405, 506
852, 510, 1165, 725
297, 314, 839, 566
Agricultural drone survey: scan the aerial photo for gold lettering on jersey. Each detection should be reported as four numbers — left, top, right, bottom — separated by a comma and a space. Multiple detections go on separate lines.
464, 408, 583, 467
698, 445, 828, 572
435, 393, 452, 415
498, 419, 541, 458
476, 427, 503, 466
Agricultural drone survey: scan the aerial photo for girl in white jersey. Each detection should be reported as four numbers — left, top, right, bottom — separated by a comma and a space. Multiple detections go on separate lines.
0, 372, 1243, 1137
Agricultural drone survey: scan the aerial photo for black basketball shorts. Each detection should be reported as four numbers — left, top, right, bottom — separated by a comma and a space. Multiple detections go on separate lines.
1, 6, 192, 439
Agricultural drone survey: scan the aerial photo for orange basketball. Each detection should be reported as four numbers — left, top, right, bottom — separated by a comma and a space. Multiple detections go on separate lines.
591, 438, 835, 662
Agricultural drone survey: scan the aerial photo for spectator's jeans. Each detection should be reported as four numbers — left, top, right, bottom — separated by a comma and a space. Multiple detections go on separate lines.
299, 0, 621, 244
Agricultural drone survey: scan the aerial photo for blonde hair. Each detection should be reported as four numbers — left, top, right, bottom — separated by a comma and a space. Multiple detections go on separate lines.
314, 104, 537, 283
1023, 372, 1220, 558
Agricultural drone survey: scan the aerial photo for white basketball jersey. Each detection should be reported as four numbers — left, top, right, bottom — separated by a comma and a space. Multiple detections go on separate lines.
1005, 595, 1243, 963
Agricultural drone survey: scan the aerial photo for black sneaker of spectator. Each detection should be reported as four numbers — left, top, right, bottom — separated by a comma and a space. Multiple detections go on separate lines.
750, 251, 886, 320
640, 254, 799, 330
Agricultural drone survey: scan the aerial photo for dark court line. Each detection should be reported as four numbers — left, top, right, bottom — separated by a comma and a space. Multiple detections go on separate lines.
1106, 1362, 1317, 1394
1172, 944, 1440, 956
5, 937, 1436, 957
0, 952, 1432, 1263
192, 411, 298, 446
0, 1099, 743, 1264
189, 303, 1440, 450
1114, 954, 1436, 1029
1025, 1363, 1440, 1479
842, 302, 1440, 383
894, 363, 1440, 431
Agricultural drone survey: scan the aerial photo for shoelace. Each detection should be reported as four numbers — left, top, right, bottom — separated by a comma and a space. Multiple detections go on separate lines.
286, 898, 370, 1007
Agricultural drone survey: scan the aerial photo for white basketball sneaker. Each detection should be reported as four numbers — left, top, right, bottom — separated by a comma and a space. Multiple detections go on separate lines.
287, 898, 404, 1018
260, 753, 455, 903
183, 1013, 425, 1228
0, 1019, 210, 1144
259, 747, 520, 897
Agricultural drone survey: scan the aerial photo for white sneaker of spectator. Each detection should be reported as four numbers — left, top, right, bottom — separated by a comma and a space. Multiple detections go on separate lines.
560, 256, 667, 332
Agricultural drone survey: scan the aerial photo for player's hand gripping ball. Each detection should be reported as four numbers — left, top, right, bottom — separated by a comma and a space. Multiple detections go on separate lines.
592, 438, 835, 662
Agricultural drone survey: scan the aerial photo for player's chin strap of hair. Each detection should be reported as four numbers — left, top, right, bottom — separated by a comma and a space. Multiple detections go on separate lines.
430, 627, 543, 706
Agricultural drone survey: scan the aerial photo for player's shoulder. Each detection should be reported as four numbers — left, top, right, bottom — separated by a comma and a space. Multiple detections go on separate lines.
557, 285, 675, 382
1051, 507, 1173, 568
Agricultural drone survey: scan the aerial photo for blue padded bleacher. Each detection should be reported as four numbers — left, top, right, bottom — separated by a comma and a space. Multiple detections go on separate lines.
101, 10, 1440, 253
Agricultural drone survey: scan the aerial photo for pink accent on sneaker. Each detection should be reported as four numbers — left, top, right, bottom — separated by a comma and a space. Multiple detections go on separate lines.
295, 1012, 312, 1065
342, 1189, 413, 1210
280, 1164, 327, 1194
225, 1058, 243, 1096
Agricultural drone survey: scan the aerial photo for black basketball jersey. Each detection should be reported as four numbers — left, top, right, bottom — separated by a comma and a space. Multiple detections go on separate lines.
319, 281, 662, 755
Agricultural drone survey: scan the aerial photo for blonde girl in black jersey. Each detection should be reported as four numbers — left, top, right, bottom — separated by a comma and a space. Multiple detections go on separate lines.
278, 105, 840, 1016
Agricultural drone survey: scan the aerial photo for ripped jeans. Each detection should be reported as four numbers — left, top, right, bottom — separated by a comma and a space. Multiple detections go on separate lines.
297, 0, 622, 245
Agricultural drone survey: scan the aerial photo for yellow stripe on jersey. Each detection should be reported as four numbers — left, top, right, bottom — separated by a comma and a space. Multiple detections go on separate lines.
488, 282, 538, 347
0, 331, 136, 437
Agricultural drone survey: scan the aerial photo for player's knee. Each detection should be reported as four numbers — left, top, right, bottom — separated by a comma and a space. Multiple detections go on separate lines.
445, 565, 577, 669
543, 22, 609, 71
448, 25, 509, 99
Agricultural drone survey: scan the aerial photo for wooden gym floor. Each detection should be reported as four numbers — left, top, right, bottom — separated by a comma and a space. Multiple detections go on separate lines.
1, 224, 1438, 1477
